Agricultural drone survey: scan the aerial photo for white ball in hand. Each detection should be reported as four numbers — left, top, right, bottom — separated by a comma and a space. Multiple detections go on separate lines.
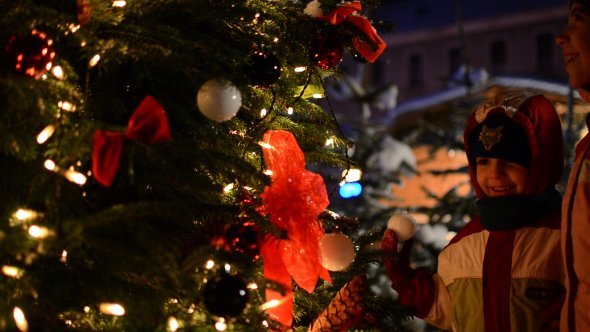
197, 79, 242, 123
387, 213, 416, 242
319, 233, 356, 272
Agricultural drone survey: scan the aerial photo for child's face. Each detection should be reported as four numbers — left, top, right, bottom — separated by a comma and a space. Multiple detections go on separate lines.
476, 157, 529, 197
556, 3, 590, 89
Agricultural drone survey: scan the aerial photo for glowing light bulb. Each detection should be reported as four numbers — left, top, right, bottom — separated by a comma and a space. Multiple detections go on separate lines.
312, 93, 323, 99
260, 299, 281, 310
99, 303, 125, 316
36, 125, 55, 144
224, 263, 231, 272
28, 225, 51, 238
64, 169, 87, 185
44, 159, 57, 171
263, 170, 273, 176
60, 250, 68, 263
223, 183, 234, 193
294, 66, 307, 72
112, 0, 126, 7
205, 260, 215, 269
260, 108, 267, 117
88, 54, 101, 67
287, 107, 294, 115
325, 138, 334, 147
51, 66, 64, 80
58, 101, 76, 112
342, 168, 362, 182
167, 317, 179, 331
13, 307, 28, 332
215, 318, 227, 331
258, 141, 272, 149
15, 209, 37, 221
2, 266, 23, 278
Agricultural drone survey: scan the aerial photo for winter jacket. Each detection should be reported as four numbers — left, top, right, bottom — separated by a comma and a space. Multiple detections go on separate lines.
424, 92, 566, 331
561, 112, 590, 332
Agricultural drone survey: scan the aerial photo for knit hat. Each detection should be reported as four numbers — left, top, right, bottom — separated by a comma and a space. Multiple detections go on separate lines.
469, 112, 531, 169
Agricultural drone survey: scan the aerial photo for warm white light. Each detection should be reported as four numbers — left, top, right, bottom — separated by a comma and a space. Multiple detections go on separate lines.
215, 318, 227, 331
260, 108, 267, 117
58, 101, 76, 112
258, 141, 272, 149
99, 303, 125, 316
15, 209, 37, 221
83, 306, 90, 313
36, 125, 56, 144
205, 260, 215, 269
260, 299, 281, 310
68, 24, 80, 33
273, 37, 279, 43
287, 107, 294, 115
44, 159, 57, 171
167, 317, 179, 331
112, 0, 126, 7
247, 283, 258, 289
13, 307, 28, 332
294, 66, 307, 72
51, 66, 64, 80
88, 54, 101, 67
262, 320, 269, 328
60, 250, 68, 263
64, 169, 87, 185
325, 138, 334, 147
342, 168, 362, 182
28, 225, 51, 239
2, 266, 23, 278
263, 169, 273, 176
312, 93, 323, 99
224, 263, 231, 272
223, 183, 234, 193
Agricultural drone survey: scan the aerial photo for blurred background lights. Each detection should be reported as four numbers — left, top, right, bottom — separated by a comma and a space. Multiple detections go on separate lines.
339, 182, 362, 198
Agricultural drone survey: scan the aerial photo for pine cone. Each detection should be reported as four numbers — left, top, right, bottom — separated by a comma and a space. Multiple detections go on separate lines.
308, 275, 375, 332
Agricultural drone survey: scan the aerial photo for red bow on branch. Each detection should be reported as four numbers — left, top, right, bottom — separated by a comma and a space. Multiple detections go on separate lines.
92, 96, 171, 187
319, 1, 386, 63
259, 130, 331, 328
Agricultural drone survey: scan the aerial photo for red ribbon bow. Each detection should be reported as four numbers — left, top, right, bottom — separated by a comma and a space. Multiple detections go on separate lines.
92, 96, 171, 187
319, 1, 386, 63
259, 130, 331, 328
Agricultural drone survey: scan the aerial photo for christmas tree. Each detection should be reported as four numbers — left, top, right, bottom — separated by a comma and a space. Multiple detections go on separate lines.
0, 0, 413, 331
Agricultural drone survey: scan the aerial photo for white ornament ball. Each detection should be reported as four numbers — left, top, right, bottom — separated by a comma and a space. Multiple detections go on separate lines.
387, 213, 417, 242
318, 233, 356, 272
197, 79, 242, 123
303, 0, 323, 17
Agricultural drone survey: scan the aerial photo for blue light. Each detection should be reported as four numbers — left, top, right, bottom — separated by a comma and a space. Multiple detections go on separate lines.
339, 182, 363, 198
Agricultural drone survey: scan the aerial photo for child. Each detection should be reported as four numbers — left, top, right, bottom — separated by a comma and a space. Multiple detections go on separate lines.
381, 92, 565, 331
556, 1, 590, 330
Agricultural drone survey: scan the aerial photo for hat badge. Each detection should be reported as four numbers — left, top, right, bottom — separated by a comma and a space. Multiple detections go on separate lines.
479, 125, 503, 150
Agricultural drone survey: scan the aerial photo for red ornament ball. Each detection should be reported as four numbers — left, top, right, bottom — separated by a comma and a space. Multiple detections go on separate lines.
225, 222, 261, 259
5, 30, 55, 79
309, 34, 344, 69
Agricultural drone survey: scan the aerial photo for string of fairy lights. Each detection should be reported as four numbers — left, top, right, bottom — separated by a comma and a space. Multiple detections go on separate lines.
2, 0, 376, 330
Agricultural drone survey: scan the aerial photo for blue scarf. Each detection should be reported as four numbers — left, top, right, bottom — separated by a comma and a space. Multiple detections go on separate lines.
476, 189, 562, 230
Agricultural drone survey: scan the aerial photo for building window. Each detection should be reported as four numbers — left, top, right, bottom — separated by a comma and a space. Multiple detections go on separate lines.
490, 40, 506, 75
537, 32, 554, 71
449, 47, 463, 77
409, 54, 423, 86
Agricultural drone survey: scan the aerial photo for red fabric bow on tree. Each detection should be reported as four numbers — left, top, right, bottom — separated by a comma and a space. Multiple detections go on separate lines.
259, 130, 332, 328
319, 1, 386, 63
92, 96, 171, 187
